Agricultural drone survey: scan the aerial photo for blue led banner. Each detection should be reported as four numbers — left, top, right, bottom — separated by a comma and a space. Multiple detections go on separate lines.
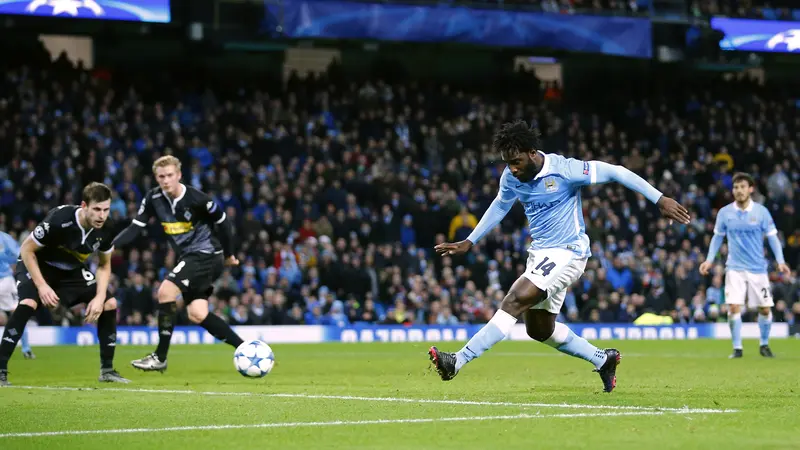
712, 17, 800, 53
3, 322, 789, 346
0, 0, 171, 23
268, 1, 652, 58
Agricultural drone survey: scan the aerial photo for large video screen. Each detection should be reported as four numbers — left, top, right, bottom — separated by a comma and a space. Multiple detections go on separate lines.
0, 0, 171, 23
711, 17, 800, 53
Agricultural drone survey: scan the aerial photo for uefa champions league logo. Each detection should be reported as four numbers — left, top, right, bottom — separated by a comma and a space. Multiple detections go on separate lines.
766, 29, 800, 52
25, 0, 104, 17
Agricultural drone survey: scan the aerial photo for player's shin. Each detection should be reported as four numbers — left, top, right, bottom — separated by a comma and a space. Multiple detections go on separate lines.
758, 311, 772, 346
155, 302, 177, 361
455, 309, 517, 371
200, 313, 244, 348
97, 309, 117, 370
729, 311, 743, 350
543, 322, 607, 369
0, 303, 35, 371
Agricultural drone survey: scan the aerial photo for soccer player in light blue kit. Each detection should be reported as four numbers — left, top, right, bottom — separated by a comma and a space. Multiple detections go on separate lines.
0, 231, 34, 360
699, 173, 790, 359
429, 121, 690, 392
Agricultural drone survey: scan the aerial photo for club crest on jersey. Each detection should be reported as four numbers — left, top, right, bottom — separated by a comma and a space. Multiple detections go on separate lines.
184, 210, 192, 221
544, 178, 557, 193
749, 215, 758, 224
92, 242, 100, 251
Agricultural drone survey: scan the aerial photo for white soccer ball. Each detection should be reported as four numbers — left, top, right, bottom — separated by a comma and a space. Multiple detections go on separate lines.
233, 340, 275, 378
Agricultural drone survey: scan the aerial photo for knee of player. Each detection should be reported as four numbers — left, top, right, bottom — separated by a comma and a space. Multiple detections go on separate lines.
20, 298, 39, 310
186, 304, 208, 324
526, 325, 552, 342
157, 281, 180, 303
104, 298, 118, 311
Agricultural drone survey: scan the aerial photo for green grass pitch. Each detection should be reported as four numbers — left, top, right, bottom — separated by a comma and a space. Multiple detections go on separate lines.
1, 339, 798, 449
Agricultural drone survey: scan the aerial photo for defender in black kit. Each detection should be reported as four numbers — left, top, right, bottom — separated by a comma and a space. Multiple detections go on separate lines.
0, 183, 129, 386
113, 156, 244, 373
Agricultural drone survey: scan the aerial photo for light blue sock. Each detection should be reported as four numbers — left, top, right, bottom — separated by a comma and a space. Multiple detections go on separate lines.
544, 322, 607, 369
20, 327, 31, 354
758, 312, 772, 347
455, 310, 517, 371
729, 312, 742, 350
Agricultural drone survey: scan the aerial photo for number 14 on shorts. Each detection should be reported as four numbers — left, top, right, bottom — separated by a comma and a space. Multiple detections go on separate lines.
530, 256, 556, 277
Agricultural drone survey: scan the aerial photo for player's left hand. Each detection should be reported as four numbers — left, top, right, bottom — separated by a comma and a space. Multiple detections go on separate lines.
777, 263, 791, 275
225, 255, 239, 266
657, 196, 691, 225
84, 297, 105, 324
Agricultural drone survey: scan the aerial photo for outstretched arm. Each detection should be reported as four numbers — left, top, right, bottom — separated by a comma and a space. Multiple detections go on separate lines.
592, 161, 663, 204
584, 160, 690, 224
435, 170, 518, 256
112, 223, 142, 248
114, 194, 152, 247
465, 197, 515, 246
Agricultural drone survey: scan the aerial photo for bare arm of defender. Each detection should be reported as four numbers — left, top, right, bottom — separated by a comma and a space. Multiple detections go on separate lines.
84, 247, 114, 324
20, 236, 59, 307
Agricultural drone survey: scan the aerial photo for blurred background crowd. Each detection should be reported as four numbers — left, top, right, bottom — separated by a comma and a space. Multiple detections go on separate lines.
0, 38, 798, 330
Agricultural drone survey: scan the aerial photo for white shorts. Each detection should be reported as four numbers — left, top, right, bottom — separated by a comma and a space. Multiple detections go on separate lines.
724, 270, 773, 308
0, 276, 18, 312
521, 248, 587, 314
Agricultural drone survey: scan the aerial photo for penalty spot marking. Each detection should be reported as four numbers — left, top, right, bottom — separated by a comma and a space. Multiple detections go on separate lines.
8, 385, 738, 414
0, 410, 728, 439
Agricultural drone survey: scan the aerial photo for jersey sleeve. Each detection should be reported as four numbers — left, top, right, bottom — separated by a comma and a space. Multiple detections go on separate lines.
713, 209, 727, 236
98, 230, 115, 254
30, 207, 65, 247
132, 191, 155, 227
761, 208, 778, 237
196, 190, 227, 224
497, 169, 519, 204
562, 158, 594, 187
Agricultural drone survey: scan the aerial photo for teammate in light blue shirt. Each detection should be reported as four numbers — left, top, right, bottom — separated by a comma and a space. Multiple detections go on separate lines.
429, 120, 690, 392
0, 231, 34, 359
0, 232, 19, 279
700, 172, 790, 359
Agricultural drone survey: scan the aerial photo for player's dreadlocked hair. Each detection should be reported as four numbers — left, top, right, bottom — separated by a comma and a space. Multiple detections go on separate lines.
492, 120, 543, 160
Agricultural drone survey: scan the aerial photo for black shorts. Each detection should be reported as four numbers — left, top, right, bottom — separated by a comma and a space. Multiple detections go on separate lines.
166, 253, 224, 302
15, 264, 112, 308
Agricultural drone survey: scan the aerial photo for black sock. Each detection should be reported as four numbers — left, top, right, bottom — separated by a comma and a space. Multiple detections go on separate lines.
200, 314, 244, 348
155, 302, 177, 361
0, 304, 35, 371
97, 309, 117, 370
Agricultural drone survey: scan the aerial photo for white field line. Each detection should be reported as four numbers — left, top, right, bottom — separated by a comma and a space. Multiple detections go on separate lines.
0, 410, 721, 439
7, 385, 739, 414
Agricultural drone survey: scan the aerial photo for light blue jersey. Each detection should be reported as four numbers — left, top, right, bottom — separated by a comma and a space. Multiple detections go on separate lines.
0, 231, 20, 279
467, 153, 663, 258
708, 201, 784, 274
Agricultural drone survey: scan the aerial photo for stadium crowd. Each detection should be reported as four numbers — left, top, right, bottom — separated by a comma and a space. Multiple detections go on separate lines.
0, 50, 799, 330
